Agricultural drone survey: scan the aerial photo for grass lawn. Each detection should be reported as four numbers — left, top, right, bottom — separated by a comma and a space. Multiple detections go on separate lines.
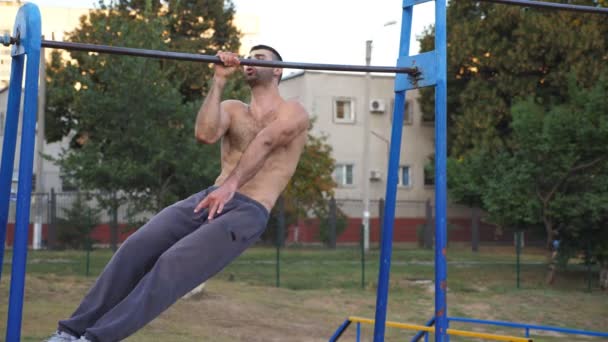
1, 245, 606, 341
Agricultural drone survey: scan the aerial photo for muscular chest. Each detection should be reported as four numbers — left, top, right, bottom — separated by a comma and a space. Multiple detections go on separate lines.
227, 112, 266, 151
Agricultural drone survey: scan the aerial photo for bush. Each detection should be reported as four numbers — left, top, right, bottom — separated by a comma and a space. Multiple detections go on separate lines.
317, 207, 348, 247
56, 193, 100, 249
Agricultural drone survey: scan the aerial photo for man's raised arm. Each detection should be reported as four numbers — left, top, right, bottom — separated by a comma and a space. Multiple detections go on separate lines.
195, 52, 240, 144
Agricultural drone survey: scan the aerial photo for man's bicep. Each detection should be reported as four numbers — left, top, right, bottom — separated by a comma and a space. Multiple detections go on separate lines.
218, 100, 237, 137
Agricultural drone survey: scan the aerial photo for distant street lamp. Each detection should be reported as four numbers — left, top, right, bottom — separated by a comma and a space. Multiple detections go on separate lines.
361, 20, 397, 252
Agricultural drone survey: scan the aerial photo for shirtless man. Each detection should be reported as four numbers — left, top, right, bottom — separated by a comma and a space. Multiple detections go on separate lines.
46, 45, 309, 342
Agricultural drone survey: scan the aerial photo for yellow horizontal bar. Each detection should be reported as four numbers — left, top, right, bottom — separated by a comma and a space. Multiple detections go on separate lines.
348, 316, 533, 342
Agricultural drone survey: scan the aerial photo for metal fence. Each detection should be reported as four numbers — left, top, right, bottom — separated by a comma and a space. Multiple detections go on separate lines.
6, 190, 140, 250
5, 191, 542, 249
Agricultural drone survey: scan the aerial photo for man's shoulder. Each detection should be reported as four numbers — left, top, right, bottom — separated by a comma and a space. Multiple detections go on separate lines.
221, 99, 248, 112
279, 99, 309, 121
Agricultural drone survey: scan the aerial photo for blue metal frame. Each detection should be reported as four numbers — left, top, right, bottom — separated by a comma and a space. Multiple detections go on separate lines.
373, 0, 447, 340
449, 317, 608, 339
1, 3, 42, 342
411, 317, 436, 342
434, 0, 448, 340
0, 51, 24, 281
329, 319, 352, 342
7, 3, 605, 342
372, 3, 413, 340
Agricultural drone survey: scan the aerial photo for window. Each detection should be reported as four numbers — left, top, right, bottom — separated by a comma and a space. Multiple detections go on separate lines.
334, 164, 354, 186
398, 165, 411, 187
333, 97, 355, 123
424, 165, 434, 186
61, 174, 78, 192
390, 99, 413, 125
403, 100, 413, 125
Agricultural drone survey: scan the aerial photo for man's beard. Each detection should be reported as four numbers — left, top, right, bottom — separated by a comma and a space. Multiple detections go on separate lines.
246, 70, 274, 87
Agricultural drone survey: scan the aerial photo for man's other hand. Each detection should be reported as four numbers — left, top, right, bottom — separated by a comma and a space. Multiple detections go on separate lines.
194, 181, 238, 220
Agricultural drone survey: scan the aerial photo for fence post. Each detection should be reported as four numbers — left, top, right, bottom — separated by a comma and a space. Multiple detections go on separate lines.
516, 230, 522, 289
276, 195, 284, 287
48, 188, 57, 250
329, 196, 337, 249
586, 238, 592, 292
110, 192, 118, 252
471, 206, 480, 252
361, 223, 365, 289
378, 198, 384, 247
424, 199, 433, 249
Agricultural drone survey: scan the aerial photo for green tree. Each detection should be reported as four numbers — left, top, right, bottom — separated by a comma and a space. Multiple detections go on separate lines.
111, 0, 244, 102
47, 10, 219, 218
56, 193, 101, 249
470, 76, 608, 284
418, 1, 608, 268
418, 0, 608, 156
46, 1, 245, 142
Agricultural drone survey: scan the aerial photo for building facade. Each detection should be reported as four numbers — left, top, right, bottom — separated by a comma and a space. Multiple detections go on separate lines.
279, 71, 435, 209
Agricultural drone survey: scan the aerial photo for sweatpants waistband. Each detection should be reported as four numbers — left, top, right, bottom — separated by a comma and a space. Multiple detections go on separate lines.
206, 186, 269, 216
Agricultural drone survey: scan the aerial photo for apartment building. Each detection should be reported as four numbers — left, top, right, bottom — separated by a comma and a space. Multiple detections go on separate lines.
279, 71, 435, 209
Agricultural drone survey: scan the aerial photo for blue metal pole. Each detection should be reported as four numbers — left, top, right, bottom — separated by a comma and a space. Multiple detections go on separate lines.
0, 56, 25, 282
6, 4, 41, 342
449, 316, 608, 338
434, 0, 448, 340
411, 317, 436, 342
329, 319, 352, 342
372, 4, 413, 341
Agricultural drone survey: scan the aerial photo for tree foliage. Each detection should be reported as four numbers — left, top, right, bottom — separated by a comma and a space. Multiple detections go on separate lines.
56, 193, 101, 249
45, 3, 340, 243
46, 9, 220, 215
450, 75, 608, 284
418, 2, 608, 284
110, 0, 244, 102
419, 0, 608, 156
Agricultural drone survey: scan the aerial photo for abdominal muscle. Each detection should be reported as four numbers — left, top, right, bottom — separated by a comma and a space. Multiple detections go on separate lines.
214, 143, 302, 211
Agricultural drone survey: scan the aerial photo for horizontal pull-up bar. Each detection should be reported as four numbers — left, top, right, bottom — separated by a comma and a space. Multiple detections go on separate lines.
39, 40, 421, 77
478, 0, 608, 14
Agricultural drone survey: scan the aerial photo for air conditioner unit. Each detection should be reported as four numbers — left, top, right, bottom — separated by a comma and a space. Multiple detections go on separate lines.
369, 99, 386, 113
369, 169, 382, 181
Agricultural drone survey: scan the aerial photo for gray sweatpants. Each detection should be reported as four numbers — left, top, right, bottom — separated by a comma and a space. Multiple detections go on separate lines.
58, 187, 269, 342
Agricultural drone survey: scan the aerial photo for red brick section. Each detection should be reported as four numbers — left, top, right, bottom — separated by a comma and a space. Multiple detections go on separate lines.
284, 217, 518, 244
4, 223, 135, 246
6, 217, 523, 246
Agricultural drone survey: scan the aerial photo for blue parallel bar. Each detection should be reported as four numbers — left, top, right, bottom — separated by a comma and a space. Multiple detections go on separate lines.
449, 317, 608, 338
329, 319, 352, 342
434, 0, 448, 340
356, 322, 361, 342
0, 55, 25, 282
372, 5, 413, 342
411, 317, 435, 342
6, 4, 42, 342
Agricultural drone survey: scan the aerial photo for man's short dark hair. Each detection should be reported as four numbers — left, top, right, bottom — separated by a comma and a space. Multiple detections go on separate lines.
249, 44, 283, 83
250, 44, 282, 61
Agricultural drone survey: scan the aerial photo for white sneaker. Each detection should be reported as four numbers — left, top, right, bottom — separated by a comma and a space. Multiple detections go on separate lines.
76, 337, 92, 342
44, 330, 79, 342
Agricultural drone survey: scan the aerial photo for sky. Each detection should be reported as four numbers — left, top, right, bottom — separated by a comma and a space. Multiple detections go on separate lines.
24, 0, 436, 74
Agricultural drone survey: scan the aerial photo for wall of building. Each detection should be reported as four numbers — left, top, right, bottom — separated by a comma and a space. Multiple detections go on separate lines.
279, 71, 435, 210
